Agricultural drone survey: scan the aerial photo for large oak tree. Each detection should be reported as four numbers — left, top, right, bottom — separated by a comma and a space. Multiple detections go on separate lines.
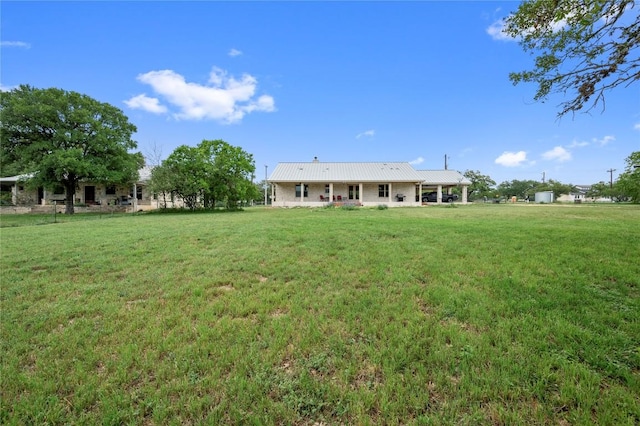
1, 85, 143, 214
505, 0, 639, 116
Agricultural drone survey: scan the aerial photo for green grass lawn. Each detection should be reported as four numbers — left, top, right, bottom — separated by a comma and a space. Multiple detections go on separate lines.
1, 204, 639, 425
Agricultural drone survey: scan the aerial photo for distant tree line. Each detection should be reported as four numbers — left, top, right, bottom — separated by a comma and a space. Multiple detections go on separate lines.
462, 151, 640, 203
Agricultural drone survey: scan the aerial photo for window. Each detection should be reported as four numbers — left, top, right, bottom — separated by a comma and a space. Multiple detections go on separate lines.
325, 184, 330, 194
128, 186, 143, 200
295, 184, 308, 198
53, 185, 65, 195
349, 185, 359, 200
106, 185, 116, 195
378, 184, 389, 198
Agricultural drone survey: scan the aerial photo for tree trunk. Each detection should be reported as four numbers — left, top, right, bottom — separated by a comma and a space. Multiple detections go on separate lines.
65, 183, 75, 215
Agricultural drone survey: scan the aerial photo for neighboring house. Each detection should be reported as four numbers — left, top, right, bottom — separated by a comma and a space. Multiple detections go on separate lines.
0, 166, 169, 211
267, 159, 470, 207
556, 184, 613, 203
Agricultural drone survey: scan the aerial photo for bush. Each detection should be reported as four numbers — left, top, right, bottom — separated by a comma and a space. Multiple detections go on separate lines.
377, 204, 388, 210
340, 203, 358, 210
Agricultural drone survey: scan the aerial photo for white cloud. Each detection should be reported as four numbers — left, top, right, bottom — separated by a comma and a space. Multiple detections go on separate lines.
488, 12, 568, 42
228, 48, 242, 57
495, 151, 529, 167
593, 135, 615, 146
126, 67, 275, 123
542, 146, 572, 162
356, 129, 375, 139
634, 123, 640, 131
567, 139, 589, 148
124, 94, 168, 114
0, 84, 17, 92
409, 156, 424, 166
0, 41, 31, 49
486, 19, 512, 41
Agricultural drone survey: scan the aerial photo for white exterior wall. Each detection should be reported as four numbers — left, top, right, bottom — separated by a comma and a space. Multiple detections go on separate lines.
272, 182, 420, 207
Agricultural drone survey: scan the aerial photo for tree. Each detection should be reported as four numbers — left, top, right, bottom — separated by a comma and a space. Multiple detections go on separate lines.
497, 179, 539, 199
147, 160, 177, 209
586, 181, 613, 198
616, 151, 640, 202
505, 0, 639, 116
586, 180, 627, 201
199, 139, 256, 210
156, 145, 208, 210
149, 139, 256, 210
0, 85, 143, 214
463, 170, 496, 200
254, 179, 273, 204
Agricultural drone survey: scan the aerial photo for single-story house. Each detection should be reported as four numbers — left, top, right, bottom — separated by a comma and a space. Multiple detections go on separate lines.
0, 166, 170, 210
267, 159, 471, 207
556, 184, 613, 203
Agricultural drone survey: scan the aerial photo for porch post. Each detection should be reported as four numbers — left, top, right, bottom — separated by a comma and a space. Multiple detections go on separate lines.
133, 183, 138, 211
271, 184, 275, 204
462, 185, 468, 204
437, 185, 443, 203
359, 183, 363, 203
388, 182, 393, 203
300, 182, 304, 202
419, 183, 423, 203
329, 183, 334, 201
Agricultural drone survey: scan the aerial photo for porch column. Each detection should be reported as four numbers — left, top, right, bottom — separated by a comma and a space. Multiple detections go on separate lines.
437, 185, 443, 203
271, 184, 275, 204
133, 183, 138, 211
388, 182, 393, 203
11, 184, 17, 205
329, 183, 334, 201
300, 182, 305, 202
462, 185, 468, 204
359, 183, 363, 203
419, 183, 423, 203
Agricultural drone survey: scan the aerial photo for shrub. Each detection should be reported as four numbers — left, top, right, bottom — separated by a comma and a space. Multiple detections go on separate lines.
340, 203, 358, 210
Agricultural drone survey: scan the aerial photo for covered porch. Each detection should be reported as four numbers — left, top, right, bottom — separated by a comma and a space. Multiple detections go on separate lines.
271, 181, 422, 207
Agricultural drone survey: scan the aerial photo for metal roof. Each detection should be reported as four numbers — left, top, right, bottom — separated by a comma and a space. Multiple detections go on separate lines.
269, 162, 424, 183
0, 168, 152, 184
0, 174, 34, 183
269, 162, 472, 185
415, 170, 471, 185
138, 166, 153, 182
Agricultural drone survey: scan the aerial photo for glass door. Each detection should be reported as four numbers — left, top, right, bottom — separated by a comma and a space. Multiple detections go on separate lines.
348, 185, 359, 200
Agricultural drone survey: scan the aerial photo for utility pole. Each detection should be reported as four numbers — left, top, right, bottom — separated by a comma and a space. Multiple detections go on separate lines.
541, 171, 545, 184
444, 154, 448, 170
264, 165, 268, 205
606, 168, 616, 188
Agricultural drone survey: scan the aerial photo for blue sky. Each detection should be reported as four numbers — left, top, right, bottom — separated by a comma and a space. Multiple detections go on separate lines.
2, 1, 638, 185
